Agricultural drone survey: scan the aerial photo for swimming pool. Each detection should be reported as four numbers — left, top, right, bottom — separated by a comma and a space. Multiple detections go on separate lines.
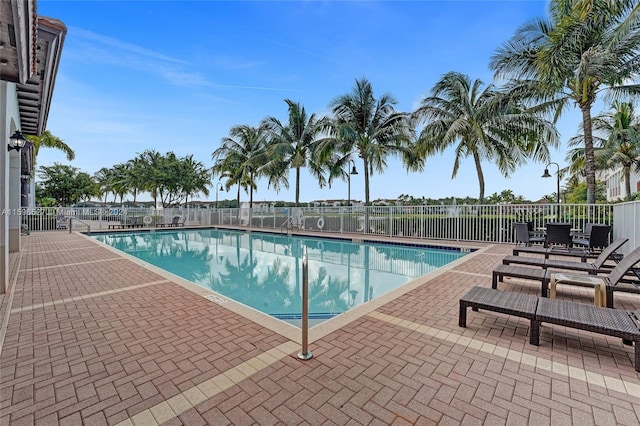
93, 229, 468, 323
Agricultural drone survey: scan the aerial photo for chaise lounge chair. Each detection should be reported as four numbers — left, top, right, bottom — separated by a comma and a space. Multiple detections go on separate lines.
459, 286, 640, 371
493, 245, 640, 307
502, 238, 628, 274
157, 216, 186, 228
512, 245, 601, 262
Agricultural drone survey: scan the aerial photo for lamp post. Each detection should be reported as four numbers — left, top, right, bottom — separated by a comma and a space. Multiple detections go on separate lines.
215, 182, 224, 210
542, 162, 560, 205
347, 160, 358, 207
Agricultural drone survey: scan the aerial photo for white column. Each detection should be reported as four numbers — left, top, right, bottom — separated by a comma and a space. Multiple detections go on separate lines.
0, 83, 9, 293
8, 150, 21, 253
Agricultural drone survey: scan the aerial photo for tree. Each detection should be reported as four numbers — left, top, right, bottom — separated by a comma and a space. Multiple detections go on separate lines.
565, 101, 640, 201
490, 0, 640, 203
138, 150, 163, 207
412, 71, 557, 203
262, 99, 329, 206
37, 163, 96, 206
595, 101, 640, 201
74, 172, 100, 203
212, 124, 268, 208
328, 77, 412, 205
94, 167, 114, 204
108, 163, 132, 205
181, 155, 211, 206
25, 130, 75, 165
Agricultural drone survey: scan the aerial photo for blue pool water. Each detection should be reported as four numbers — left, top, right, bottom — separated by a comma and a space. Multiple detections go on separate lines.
93, 229, 467, 322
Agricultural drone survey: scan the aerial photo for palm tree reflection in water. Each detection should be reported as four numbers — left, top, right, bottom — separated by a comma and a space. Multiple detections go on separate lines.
94, 230, 465, 320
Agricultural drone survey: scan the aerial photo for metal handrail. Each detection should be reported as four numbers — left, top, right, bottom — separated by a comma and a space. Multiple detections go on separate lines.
297, 245, 312, 360
280, 217, 293, 234
69, 217, 91, 235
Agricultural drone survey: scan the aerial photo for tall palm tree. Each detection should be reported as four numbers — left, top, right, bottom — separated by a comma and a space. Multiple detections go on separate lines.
566, 101, 640, 201
328, 77, 412, 205
181, 155, 211, 206
138, 149, 163, 207
212, 124, 268, 208
109, 163, 131, 205
262, 99, 330, 206
412, 71, 557, 203
490, 0, 640, 204
94, 167, 114, 204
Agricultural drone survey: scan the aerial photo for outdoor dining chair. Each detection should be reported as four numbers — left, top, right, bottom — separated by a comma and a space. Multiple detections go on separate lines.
514, 222, 545, 246
544, 222, 572, 248
572, 224, 611, 253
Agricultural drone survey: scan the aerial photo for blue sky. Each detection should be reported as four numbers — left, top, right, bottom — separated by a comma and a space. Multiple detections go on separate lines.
36, 0, 586, 204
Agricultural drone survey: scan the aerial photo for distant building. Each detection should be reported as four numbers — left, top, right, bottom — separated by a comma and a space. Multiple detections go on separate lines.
602, 166, 640, 201
372, 198, 401, 206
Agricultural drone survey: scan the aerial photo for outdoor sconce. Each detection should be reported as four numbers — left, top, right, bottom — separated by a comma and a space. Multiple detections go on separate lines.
8, 130, 27, 152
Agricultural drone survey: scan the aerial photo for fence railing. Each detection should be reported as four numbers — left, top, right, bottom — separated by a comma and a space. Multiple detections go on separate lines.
21, 203, 621, 244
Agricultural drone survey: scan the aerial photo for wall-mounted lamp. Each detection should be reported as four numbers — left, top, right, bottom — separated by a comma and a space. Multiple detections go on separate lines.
8, 130, 27, 152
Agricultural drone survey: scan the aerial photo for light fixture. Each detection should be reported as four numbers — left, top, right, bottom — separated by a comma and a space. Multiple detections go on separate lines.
541, 162, 560, 205
215, 182, 225, 210
347, 159, 358, 207
8, 130, 27, 152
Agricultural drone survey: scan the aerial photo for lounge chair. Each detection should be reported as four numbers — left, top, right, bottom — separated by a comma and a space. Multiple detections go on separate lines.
512, 244, 601, 262
502, 238, 628, 274
459, 286, 640, 371
157, 215, 186, 228
494, 246, 640, 307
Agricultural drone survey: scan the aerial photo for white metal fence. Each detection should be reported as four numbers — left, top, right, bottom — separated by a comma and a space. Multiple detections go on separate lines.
20, 202, 627, 245
612, 201, 640, 255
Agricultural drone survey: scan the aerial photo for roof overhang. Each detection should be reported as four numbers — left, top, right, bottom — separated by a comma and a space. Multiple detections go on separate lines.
1, 0, 67, 136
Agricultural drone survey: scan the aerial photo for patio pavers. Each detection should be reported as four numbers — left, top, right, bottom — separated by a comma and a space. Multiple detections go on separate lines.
0, 231, 638, 425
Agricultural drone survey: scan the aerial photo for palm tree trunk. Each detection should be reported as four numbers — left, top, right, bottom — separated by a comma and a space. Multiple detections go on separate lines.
249, 172, 254, 209
295, 167, 301, 207
473, 150, 485, 204
581, 106, 596, 204
624, 164, 632, 201
363, 158, 370, 205
236, 185, 240, 220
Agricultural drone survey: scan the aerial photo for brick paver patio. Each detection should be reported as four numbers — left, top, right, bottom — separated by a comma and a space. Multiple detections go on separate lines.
1, 230, 638, 425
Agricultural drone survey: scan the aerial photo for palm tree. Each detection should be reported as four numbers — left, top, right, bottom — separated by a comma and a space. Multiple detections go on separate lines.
490, 0, 640, 204
181, 155, 211, 206
138, 149, 163, 207
109, 163, 131, 205
412, 71, 557, 203
262, 99, 330, 206
328, 77, 412, 205
94, 167, 114, 204
212, 124, 268, 208
25, 130, 75, 165
566, 101, 640, 201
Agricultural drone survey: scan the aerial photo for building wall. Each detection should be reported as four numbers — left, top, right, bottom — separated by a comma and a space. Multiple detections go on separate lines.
1, 81, 23, 292
604, 167, 640, 201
